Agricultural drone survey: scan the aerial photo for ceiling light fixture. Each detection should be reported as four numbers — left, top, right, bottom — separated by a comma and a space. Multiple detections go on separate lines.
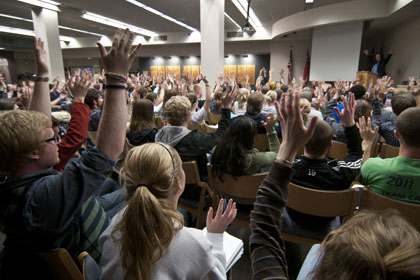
231, 0, 262, 28
224, 12, 241, 30
305, 0, 314, 3
0, 25, 73, 41
0, 13, 104, 37
82, 11, 156, 37
125, 0, 197, 32
17, 0, 61, 12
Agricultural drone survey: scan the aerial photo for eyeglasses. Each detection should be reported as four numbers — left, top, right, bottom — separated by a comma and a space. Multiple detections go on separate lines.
43, 134, 60, 143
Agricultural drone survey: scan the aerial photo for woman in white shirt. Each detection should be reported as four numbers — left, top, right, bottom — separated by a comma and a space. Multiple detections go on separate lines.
233, 88, 250, 116
100, 143, 237, 280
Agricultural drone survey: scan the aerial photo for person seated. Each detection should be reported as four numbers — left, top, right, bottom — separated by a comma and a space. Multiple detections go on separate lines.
249, 90, 420, 280
299, 98, 311, 126
372, 93, 416, 147
285, 93, 373, 239
99, 143, 237, 280
84, 88, 103, 145
187, 77, 211, 125
155, 86, 236, 177
232, 88, 249, 116
262, 90, 277, 118
325, 87, 373, 143
0, 29, 140, 279
301, 90, 323, 124
243, 92, 267, 134
360, 107, 420, 204
210, 90, 223, 114
126, 99, 157, 146
212, 114, 279, 176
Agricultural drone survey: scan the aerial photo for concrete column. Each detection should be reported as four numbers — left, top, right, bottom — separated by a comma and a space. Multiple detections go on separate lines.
309, 21, 363, 81
31, 8, 65, 81
200, 0, 224, 88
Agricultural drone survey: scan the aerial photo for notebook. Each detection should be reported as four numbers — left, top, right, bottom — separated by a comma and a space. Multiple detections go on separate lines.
223, 232, 244, 271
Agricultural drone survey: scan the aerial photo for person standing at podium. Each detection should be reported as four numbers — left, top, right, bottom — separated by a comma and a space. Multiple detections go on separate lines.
363, 47, 394, 78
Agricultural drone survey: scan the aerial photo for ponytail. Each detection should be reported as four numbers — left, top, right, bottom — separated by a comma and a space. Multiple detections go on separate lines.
113, 143, 184, 280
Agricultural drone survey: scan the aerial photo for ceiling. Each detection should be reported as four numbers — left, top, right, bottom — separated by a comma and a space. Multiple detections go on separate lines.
0, 0, 418, 47
0, 0, 355, 38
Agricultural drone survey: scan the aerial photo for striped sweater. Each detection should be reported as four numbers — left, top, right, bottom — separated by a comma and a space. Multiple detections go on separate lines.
250, 162, 293, 279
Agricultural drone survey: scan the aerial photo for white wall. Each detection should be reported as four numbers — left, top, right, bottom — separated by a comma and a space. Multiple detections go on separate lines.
310, 21, 363, 81
382, 17, 420, 84
270, 38, 312, 82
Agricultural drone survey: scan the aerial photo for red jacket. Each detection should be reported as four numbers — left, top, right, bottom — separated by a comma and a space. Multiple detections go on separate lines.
54, 102, 89, 172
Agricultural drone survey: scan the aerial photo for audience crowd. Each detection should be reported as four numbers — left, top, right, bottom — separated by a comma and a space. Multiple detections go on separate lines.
1, 28, 420, 279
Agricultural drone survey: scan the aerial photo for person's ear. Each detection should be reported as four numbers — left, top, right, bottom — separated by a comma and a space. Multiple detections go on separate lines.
28, 150, 40, 160
394, 129, 400, 140
328, 140, 333, 151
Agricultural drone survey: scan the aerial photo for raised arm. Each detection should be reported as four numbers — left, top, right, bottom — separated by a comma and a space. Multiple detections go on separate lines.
202, 76, 212, 111
29, 38, 51, 116
250, 89, 317, 279
96, 29, 141, 161
356, 116, 378, 166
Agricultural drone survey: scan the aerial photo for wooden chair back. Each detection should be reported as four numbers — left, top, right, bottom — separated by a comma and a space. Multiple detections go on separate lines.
207, 164, 267, 227
188, 123, 207, 133
178, 161, 214, 228
359, 188, 420, 232
282, 183, 359, 246
287, 183, 359, 217
205, 112, 222, 125
78, 252, 101, 280
327, 141, 348, 160
379, 143, 399, 159
253, 134, 269, 151
38, 248, 83, 280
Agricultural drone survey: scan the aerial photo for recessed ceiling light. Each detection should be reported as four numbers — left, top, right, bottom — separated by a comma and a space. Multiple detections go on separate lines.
0, 25, 73, 41
125, 0, 197, 32
17, 0, 61, 12
305, 0, 314, 3
0, 13, 104, 37
82, 11, 156, 37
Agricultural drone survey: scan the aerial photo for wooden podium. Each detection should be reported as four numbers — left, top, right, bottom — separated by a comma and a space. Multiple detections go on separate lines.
356, 71, 377, 89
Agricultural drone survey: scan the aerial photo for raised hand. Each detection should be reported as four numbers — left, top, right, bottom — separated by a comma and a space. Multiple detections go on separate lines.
275, 89, 317, 162
96, 29, 141, 75
34, 37, 48, 76
356, 116, 378, 142
67, 72, 91, 103
221, 84, 238, 109
261, 113, 276, 129
334, 92, 356, 127
206, 199, 237, 233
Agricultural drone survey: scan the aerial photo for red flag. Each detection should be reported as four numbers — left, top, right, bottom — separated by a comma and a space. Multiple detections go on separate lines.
287, 46, 293, 85
303, 50, 310, 83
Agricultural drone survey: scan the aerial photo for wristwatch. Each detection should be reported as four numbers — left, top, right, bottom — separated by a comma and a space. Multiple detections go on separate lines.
31, 75, 49, 82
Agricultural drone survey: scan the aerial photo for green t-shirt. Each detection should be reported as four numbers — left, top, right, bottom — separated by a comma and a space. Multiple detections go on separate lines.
360, 156, 420, 204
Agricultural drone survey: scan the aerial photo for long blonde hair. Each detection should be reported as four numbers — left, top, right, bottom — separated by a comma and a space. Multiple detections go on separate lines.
113, 143, 184, 280
312, 209, 420, 280
237, 88, 250, 109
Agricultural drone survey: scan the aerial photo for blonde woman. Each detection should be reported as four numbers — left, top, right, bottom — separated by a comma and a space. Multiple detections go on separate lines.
100, 143, 237, 280
233, 88, 250, 116
299, 98, 311, 126
262, 90, 277, 117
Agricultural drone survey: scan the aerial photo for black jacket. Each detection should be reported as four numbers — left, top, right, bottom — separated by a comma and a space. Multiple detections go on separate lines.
366, 53, 392, 78
155, 108, 231, 177
126, 127, 157, 146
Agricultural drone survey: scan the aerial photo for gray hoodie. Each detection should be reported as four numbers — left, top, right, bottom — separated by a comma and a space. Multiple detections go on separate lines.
155, 126, 191, 146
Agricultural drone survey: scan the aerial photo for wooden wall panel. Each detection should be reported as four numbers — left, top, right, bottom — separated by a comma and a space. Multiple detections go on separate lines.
157, 66, 165, 77
246, 65, 256, 85
150, 66, 157, 77
237, 65, 246, 83
228, 65, 237, 79
183, 65, 191, 76
191, 65, 200, 80
224, 65, 229, 77
172, 66, 181, 78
